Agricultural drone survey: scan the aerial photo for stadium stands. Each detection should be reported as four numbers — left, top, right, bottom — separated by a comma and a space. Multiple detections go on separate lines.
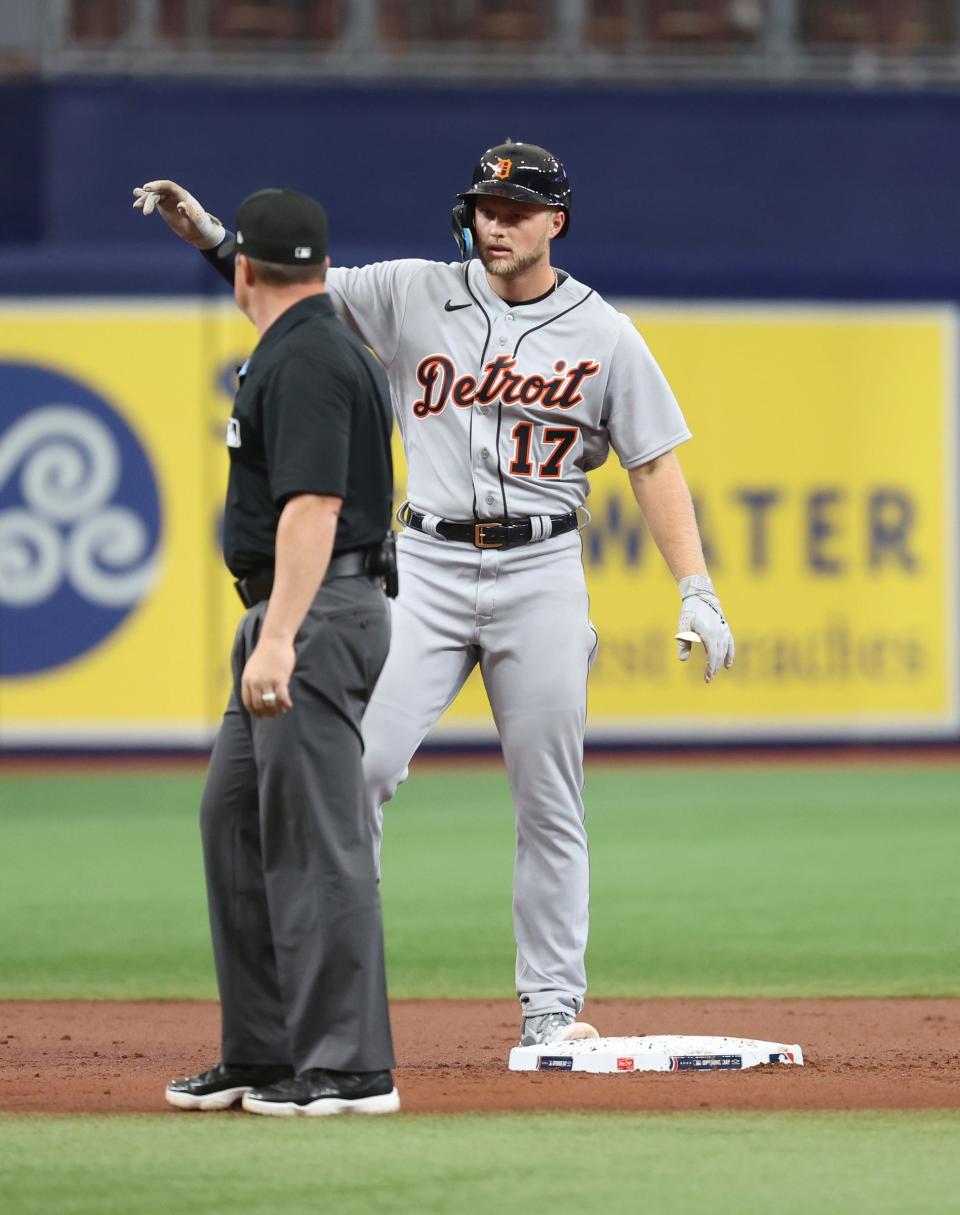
5, 1, 959, 80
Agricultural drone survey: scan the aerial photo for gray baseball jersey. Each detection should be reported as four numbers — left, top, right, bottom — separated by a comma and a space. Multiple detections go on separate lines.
326, 257, 690, 1026
327, 259, 690, 519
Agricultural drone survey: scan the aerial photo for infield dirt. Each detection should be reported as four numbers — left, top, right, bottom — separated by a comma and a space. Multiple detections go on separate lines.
1, 998, 958, 1114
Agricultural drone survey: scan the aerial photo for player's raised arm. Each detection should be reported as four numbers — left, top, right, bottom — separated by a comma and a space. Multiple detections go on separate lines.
628, 451, 735, 684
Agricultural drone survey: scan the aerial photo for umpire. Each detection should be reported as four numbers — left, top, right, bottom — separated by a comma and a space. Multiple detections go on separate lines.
165, 188, 399, 1117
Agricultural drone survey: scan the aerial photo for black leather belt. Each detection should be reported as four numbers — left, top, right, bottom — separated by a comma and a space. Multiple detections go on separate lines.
402, 506, 578, 550
234, 550, 371, 609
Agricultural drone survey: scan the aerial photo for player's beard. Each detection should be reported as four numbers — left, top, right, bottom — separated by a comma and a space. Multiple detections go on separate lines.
479, 227, 551, 278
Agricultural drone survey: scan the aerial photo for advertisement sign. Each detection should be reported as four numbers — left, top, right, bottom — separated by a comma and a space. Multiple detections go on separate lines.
0, 301, 955, 745
0, 303, 238, 742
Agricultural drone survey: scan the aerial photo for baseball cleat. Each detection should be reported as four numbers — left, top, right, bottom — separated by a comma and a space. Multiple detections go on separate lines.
241, 1068, 400, 1117
520, 1011, 600, 1048
165, 1062, 294, 1111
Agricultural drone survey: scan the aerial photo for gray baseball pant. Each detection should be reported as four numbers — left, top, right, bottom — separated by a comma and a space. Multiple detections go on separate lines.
201, 574, 395, 1074
361, 528, 597, 1019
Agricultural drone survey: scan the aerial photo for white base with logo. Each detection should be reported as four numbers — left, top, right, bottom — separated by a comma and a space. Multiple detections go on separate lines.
508, 1035, 804, 1073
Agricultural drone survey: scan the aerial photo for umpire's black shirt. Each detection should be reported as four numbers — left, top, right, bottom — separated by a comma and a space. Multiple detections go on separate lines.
223, 293, 393, 578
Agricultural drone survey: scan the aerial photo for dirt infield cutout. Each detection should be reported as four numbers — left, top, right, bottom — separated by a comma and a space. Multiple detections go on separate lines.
1, 998, 958, 1114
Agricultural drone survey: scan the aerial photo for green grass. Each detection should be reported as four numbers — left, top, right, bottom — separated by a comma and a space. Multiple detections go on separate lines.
1, 774, 213, 998
0, 763, 957, 999
1, 1112, 958, 1214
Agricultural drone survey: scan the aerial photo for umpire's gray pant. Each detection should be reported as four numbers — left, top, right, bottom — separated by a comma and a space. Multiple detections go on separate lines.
200, 573, 394, 1074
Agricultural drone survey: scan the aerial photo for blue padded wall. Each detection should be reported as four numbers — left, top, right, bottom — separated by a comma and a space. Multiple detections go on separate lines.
1, 80, 958, 299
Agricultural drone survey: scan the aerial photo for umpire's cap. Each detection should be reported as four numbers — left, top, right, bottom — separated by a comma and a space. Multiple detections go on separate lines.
219, 188, 328, 265
458, 142, 571, 237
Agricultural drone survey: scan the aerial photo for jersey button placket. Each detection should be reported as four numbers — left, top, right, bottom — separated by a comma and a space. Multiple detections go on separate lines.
473, 324, 497, 510
472, 311, 507, 516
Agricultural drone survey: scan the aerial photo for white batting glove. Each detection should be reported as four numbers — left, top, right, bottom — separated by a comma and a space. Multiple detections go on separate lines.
675, 574, 735, 684
131, 179, 225, 250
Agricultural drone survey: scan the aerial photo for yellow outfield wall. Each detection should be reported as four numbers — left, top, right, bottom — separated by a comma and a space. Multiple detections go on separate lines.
0, 300, 955, 745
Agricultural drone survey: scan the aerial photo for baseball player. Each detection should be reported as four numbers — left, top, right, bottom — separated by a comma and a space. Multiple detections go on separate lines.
134, 142, 734, 1049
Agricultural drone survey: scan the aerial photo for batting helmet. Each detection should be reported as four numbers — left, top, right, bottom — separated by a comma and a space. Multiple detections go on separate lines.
452, 141, 572, 259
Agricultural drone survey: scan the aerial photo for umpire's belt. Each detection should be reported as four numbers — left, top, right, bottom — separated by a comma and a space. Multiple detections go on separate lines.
234, 551, 370, 609
401, 504, 578, 550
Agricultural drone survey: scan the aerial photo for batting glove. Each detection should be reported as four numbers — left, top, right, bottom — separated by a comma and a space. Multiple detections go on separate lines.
676, 574, 735, 684
132, 179, 225, 250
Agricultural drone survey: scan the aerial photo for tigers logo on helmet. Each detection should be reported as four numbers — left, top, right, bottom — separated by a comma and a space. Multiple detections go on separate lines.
494, 158, 513, 179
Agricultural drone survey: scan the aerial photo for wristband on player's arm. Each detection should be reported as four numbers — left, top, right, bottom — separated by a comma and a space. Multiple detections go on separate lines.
677, 574, 719, 602
201, 231, 235, 286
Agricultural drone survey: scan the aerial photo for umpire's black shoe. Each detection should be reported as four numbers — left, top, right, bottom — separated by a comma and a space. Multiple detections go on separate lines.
242, 1068, 400, 1117
165, 1062, 294, 1111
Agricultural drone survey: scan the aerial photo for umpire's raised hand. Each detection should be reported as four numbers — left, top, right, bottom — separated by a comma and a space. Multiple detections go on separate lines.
132, 179, 225, 249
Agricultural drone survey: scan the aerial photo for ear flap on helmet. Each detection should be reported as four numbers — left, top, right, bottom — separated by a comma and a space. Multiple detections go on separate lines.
451, 201, 475, 260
